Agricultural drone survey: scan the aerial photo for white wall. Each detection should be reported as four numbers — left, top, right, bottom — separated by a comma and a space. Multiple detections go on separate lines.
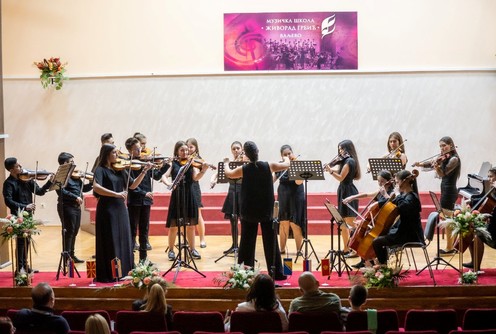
1, 0, 496, 224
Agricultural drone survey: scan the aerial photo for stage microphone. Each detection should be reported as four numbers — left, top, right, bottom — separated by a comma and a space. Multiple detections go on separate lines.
273, 201, 279, 220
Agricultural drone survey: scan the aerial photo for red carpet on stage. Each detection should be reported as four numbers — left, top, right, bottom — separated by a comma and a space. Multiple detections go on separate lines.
1, 269, 496, 288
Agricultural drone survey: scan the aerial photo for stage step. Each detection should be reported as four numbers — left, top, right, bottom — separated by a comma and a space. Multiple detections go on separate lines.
83, 192, 440, 236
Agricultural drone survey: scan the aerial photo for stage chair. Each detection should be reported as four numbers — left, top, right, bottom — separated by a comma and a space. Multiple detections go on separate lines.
130, 332, 181, 334
260, 332, 309, 334
288, 312, 343, 334
5, 309, 18, 321
69, 331, 118, 334
194, 332, 244, 334
230, 311, 283, 334
346, 309, 399, 334
172, 311, 224, 334
389, 211, 437, 286
61, 310, 111, 331
386, 331, 439, 334
404, 309, 458, 334
462, 308, 496, 330
450, 330, 496, 334
323, 332, 372, 334
115, 310, 167, 334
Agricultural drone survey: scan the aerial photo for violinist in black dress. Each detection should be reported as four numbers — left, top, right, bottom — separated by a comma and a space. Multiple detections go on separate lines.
3, 157, 53, 273
93, 144, 152, 283
224, 141, 289, 280
372, 170, 424, 265
56, 152, 93, 263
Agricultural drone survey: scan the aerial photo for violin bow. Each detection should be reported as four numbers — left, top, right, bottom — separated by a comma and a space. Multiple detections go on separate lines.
275, 154, 300, 183
79, 162, 90, 197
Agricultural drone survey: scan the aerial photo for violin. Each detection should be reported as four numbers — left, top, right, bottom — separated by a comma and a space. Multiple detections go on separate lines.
412, 146, 458, 168
324, 152, 350, 169
72, 170, 94, 181
180, 156, 217, 170
384, 139, 407, 159
18, 169, 52, 182
112, 159, 156, 171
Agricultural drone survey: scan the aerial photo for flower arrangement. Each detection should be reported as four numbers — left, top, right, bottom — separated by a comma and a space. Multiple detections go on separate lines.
14, 268, 33, 287
122, 260, 160, 289
439, 200, 492, 241
0, 210, 41, 243
213, 263, 259, 290
33, 57, 67, 90
459, 271, 478, 285
360, 265, 408, 288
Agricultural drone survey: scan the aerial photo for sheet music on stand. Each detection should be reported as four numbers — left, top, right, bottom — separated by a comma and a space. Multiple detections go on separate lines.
368, 158, 403, 180
288, 160, 325, 181
49, 163, 76, 191
217, 161, 248, 183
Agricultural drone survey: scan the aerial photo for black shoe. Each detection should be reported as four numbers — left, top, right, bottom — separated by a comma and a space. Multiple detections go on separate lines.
463, 262, 474, 269
352, 259, 365, 269
223, 246, 235, 254
168, 250, 175, 261
439, 249, 457, 256
274, 274, 287, 281
191, 249, 201, 259
146, 243, 152, 251
72, 256, 85, 264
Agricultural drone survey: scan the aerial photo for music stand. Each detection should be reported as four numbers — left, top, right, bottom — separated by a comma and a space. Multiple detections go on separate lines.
417, 191, 459, 273
318, 201, 352, 277
368, 158, 403, 180
163, 162, 206, 283
53, 163, 81, 280
289, 160, 324, 264
215, 161, 246, 263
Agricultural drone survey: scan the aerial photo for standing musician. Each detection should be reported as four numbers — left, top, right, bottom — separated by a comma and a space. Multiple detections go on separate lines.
211, 141, 244, 254
56, 152, 93, 263
223, 141, 289, 280
463, 167, 496, 271
186, 138, 208, 249
343, 170, 394, 268
163, 141, 209, 261
372, 170, 423, 265
275, 145, 304, 256
325, 139, 361, 258
93, 144, 152, 283
91, 133, 114, 173
386, 132, 408, 167
3, 157, 53, 273
125, 137, 170, 262
414, 136, 461, 255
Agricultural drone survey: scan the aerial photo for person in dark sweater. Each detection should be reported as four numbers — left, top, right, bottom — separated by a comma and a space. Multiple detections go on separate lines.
224, 141, 289, 280
13, 282, 69, 334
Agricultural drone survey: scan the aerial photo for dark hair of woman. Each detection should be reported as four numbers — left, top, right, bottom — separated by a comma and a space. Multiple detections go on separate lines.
439, 136, 461, 180
97, 144, 116, 168
243, 141, 259, 162
280, 144, 292, 154
245, 274, 278, 311
186, 138, 201, 157
173, 141, 188, 158
338, 139, 361, 180
378, 169, 392, 181
231, 141, 242, 148
387, 132, 406, 153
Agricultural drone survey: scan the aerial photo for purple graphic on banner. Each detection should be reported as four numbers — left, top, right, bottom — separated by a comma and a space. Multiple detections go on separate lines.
224, 12, 358, 71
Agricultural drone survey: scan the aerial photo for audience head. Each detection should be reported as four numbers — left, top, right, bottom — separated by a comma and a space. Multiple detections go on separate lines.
31, 282, 55, 309
0, 317, 14, 334
297, 271, 320, 295
349, 284, 368, 310
246, 274, 278, 311
143, 283, 167, 314
85, 313, 111, 334
243, 141, 259, 162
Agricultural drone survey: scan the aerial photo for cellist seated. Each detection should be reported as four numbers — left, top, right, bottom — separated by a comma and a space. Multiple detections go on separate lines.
463, 167, 496, 272
344, 170, 394, 268
372, 170, 424, 265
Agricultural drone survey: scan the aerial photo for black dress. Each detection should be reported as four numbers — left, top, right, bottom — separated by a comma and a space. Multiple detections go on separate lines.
275, 171, 305, 233
166, 160, 199, 227
337, 157, 359, 218
440, 154, 460, 210
94, 167, 134, 283
221, 179, 242, 219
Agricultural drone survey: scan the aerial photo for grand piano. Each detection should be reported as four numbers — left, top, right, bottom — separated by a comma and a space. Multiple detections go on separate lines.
458, 161, 492, 200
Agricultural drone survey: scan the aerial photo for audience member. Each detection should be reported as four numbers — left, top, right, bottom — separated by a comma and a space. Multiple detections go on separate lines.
348, 284, 368, 311
289, 271, 343, 314
85, 313, 110, 334
13, 282, 70, 334
0, 317, 15, 334
132, 276, 172, 326
224, 274, 288, 331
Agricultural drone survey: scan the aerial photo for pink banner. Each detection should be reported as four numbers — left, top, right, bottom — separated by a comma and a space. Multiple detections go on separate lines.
224, 12, 358, 71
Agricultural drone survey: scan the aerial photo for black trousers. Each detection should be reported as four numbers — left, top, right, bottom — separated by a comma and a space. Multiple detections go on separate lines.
16, 237, 30, 272
238, 218, 284, 277
57, 203, 81, 257
128, 205, 151, 261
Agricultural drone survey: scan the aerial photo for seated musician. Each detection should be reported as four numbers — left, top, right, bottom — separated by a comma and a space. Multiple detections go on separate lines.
463, 166, 496, 271
372, 170, 423, 265
343, 170, 394, 268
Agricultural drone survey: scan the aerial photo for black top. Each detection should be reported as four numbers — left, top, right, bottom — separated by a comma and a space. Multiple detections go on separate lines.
14, 306, 70, 334
56, 177, 92, 206
241, 161, 274, 222
128, 163, 170, 206
3, 176, 52, 214
388, 191, 424, 244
